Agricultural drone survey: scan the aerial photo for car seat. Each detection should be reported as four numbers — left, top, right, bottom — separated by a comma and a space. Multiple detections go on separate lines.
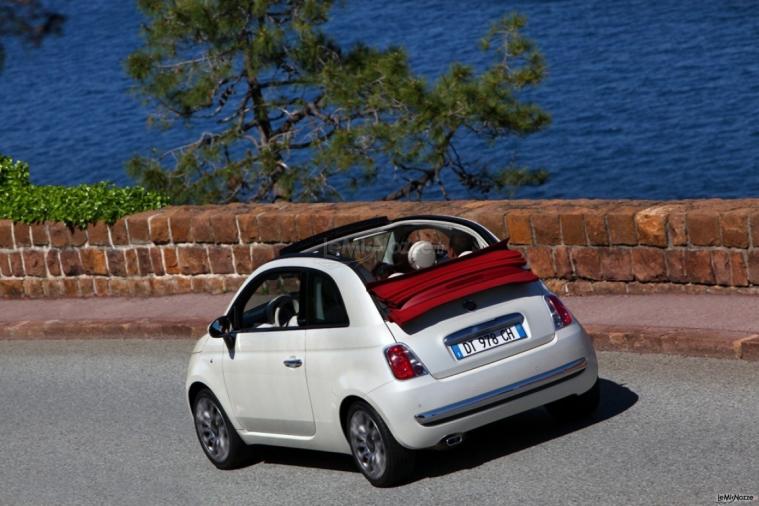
407, 240, 436, 270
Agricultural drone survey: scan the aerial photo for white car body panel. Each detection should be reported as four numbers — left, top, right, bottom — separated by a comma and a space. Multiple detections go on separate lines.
387, 282, 558, 379
186, 217, 599, 457
369, 322, 597, 449
224, 327, 314, 436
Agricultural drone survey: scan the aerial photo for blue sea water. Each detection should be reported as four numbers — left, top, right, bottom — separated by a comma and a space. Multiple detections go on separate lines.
1, 0, 758, 200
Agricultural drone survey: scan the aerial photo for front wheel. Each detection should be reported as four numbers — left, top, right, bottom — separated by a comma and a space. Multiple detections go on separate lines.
546, 378, 601, 421
347, 401, 415, 487
192, 388, 248, 469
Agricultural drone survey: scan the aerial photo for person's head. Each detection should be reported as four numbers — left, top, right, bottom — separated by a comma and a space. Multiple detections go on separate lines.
448, 232, 475, 258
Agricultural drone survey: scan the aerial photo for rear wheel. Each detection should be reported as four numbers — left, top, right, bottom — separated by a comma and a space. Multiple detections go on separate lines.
192, 388, 248, 469
546, 378, 601, 421
346, 401, 415, 487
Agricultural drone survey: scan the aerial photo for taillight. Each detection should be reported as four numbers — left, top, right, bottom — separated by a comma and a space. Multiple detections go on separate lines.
384, 344, 428, 380
545, 294, 573, 329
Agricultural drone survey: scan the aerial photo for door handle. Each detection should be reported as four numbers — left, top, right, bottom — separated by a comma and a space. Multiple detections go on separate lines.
283, 358, 303, 368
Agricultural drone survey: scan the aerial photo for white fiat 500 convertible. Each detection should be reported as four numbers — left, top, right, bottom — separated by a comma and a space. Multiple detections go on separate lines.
186, 215, 599, 486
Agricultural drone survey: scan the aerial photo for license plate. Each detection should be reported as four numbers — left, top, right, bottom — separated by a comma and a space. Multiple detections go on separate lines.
450, 323, 528, 360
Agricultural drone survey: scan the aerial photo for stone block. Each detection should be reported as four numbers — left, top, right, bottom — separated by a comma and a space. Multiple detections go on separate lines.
13, 223, 32, 247
125, 249, 139, 276
30, 224, 48, 246
748, 251, 759, 285
720, 211, 749, 248
554, 246, 573, 278
559, 213, 585, 246
0, 279, 24, 297
22, 250, 46, 277
178, 246, 209, 275
252, 245, 275, 268
531, 213, 561, 245
0, 220, 14, 248
70, 227, 87, 247
684, 250, 714, 284
635, 212, 667, 247
686, 212, 720, 246
631, 248, 666, 282
233, 246, 253, 274
169, 211, 193, 243
127, 215, 151, 244
48, 223, 70, 247
87, 222, 110, 246
667, 212, 687, 246
505, 212, 532, 245
0, 253, 10, 276
150, 248, 165, 276
110, 219, 129, 246
665, 250, 688, 283
571, 247, 602, 280
80, 248, 108, 276
525, 247, 554, 277
711, 250, 731, 286
149, 215, 171, 244
600, 249, 633, 281
607, 210, 637, 245
106, 250, 127, 277
208, 246, 235, 274
136, 248, 153, 276
584, 214, 608, 246
237, 214, 259, 243
163, 248, 180, 275
60, 250, 83, 276
209, 211, 240, 243
730, 251, 748, 287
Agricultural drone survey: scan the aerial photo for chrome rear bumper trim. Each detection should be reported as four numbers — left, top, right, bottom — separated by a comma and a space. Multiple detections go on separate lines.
414, 357, 588, 426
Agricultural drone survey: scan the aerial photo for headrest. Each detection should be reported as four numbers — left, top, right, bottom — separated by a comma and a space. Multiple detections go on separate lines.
407, 240, 436, 270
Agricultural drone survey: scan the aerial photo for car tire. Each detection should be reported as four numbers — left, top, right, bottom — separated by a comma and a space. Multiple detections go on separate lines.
192, 388, 248, 470
546, 377, 601, 421
346, 401, 415, 487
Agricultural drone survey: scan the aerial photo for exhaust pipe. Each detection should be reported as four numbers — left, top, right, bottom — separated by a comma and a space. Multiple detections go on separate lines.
444, 433, 464, 447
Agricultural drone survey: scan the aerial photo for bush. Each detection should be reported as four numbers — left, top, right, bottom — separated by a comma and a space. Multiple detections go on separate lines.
0, 154, 169, 228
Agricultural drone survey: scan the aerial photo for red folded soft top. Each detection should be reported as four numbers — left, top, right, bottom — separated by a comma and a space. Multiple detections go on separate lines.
366, 241, 538, 325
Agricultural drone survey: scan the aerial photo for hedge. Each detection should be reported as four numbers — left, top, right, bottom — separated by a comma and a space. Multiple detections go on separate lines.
0, 154, 168, 228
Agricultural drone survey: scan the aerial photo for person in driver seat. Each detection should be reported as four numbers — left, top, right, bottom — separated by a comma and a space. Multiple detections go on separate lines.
447, 232, 475, 259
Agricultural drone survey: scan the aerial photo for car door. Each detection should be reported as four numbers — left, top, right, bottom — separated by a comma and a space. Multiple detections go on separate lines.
221, 268, 316, 436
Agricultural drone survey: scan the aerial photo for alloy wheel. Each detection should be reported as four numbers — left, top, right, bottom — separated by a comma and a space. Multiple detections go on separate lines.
194, 397, 230, 463
349, 409, 387, 480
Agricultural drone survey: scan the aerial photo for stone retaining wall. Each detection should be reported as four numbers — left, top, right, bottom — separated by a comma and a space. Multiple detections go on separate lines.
1, 199, 758, 298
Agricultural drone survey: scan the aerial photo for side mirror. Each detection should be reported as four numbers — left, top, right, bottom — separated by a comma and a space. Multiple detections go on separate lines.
208, 315, 232, 338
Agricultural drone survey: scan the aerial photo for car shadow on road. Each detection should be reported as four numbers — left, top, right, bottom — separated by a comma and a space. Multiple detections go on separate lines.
415, 378, 638, 480
244, 378, 638, 482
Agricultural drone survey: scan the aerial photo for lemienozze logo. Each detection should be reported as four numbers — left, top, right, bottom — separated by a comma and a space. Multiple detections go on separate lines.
716, 494, 757, 504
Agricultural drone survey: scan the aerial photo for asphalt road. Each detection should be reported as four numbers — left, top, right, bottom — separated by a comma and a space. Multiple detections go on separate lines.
1, 340, 757, 506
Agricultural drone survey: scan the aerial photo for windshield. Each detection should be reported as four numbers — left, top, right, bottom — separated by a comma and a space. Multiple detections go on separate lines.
312, 224, 482, 280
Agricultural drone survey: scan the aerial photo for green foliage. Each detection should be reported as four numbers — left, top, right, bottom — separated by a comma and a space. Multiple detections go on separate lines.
127, 1, 550, 203
0, 154, 168, 228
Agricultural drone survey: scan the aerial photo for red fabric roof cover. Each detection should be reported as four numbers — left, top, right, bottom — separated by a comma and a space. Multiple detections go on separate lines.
366, 241, 538, 325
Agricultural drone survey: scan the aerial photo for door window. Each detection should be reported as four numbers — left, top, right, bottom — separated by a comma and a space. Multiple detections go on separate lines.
235, 271, 302, 331
307, 272, 349, 327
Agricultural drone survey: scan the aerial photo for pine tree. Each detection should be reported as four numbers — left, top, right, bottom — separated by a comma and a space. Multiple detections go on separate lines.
126, 0, 550, 203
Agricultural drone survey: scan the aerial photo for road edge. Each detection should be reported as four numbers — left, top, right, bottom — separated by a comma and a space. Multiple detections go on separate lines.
1, 319, 758, 361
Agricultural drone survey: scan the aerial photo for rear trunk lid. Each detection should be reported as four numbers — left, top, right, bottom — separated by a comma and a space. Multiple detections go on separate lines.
367, 242, 555, 378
